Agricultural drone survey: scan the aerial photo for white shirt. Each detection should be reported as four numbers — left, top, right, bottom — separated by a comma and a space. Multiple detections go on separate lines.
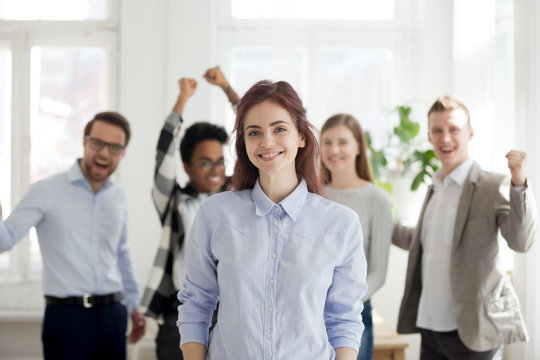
417, 158, 474, 331
174, 192, 209, 289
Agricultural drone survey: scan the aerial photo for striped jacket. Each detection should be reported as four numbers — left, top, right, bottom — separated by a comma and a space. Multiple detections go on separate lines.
139, 112, 228, 319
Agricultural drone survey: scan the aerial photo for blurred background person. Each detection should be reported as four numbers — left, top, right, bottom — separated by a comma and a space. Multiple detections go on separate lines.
320, 113, 393, 360
139, 67, 238, 360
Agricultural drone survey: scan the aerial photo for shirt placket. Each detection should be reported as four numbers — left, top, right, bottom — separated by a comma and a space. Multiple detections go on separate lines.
264, 205, 281, 360
91, 192, 100, 291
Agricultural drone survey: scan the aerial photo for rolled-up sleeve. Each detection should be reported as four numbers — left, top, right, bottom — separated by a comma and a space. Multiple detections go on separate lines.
324, 220, 367, 350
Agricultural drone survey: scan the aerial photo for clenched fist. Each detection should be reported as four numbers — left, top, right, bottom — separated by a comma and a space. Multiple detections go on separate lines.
506, 150, 527, 187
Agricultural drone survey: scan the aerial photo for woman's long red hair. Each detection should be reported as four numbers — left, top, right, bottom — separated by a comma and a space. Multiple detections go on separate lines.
231, 80, 323, 196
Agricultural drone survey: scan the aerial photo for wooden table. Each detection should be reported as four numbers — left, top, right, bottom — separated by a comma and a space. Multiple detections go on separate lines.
373, 320, 409, 360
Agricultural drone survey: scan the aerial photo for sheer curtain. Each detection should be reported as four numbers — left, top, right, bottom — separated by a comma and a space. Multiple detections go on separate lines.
514, 0, 540, 359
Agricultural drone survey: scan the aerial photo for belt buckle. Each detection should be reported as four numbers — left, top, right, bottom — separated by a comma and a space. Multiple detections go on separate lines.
83, 293, 93, 308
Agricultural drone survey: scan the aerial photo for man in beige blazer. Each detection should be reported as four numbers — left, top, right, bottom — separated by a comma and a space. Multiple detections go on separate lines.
393, 96, 537, 359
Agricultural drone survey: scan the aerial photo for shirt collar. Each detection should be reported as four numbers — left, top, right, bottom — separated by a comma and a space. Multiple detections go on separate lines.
252, 179, 308, 221
434, 158, 474, 187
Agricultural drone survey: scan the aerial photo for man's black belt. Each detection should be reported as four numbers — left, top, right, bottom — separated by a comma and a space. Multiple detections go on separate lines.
45, 292, 124, 308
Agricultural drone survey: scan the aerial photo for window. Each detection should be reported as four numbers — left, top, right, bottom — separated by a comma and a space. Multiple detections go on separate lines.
30, 45, 109, 182
0, 0, 117, 281
231, 0, 394, 20
231, 48, 307, 99
0, 0, 108, 20
321, 48, 394, 133
219, 0, 409, 135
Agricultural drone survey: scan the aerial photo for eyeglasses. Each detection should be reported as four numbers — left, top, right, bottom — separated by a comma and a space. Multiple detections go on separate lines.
85, 136, 126, 156
193, 159, 226, 171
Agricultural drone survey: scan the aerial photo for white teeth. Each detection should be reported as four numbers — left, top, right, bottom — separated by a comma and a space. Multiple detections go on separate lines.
260, 152, 279, 158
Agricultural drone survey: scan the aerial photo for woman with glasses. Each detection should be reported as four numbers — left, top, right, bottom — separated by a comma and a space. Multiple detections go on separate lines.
178, 80, 367, 360
140, 67, 239, 360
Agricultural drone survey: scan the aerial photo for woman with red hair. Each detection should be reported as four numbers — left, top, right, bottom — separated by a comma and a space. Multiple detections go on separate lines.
178, 80, 367, 360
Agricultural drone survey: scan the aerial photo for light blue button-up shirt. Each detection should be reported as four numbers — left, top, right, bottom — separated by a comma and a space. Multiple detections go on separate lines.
0, 161, 141, 313
178, 180, 367, 359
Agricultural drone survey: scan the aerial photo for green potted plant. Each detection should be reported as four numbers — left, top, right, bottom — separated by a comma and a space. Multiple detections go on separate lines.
366, 105, 440, 192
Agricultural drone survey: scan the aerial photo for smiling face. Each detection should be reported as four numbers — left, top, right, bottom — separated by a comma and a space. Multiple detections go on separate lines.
80, 120, 126, 191
428, 109, 473, 176
321, 124, 360, 176
183, 139, 226, 193
243, 100, 305, 183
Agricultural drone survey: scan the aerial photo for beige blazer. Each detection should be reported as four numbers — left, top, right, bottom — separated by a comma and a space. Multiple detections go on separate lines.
392, 162, 537, 351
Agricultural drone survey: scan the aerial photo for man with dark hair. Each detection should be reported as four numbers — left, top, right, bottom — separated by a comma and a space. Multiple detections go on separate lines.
140, 67, 238, 360
0, 111, 146, 359
393, 96, 537, 359
84, 111, 132, 145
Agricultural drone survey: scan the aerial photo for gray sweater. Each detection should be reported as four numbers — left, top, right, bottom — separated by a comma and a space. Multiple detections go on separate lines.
325, 183, 392, 301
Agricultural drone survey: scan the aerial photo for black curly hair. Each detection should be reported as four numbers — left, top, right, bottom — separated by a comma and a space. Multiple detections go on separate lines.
180, 122, 228, 164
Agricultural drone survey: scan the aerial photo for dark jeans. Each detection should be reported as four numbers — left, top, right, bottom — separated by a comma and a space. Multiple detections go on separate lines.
42, 303, 127, 360
156, 296, 183, 360
357, 299, 373, 360
420, 329, 500, 360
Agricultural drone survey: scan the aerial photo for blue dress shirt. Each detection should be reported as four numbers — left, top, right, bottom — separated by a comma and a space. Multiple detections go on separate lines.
178, 180, 367, 359
0, 161, 141, 313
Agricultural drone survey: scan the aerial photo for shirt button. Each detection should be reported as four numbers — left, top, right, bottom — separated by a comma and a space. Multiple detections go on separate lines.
268, 307, 273, 312
270, 279, 275, 285
274, 207, 280, 213
267, 334, 272, 339
272, 253, 277, 259
274, 229, 278, 234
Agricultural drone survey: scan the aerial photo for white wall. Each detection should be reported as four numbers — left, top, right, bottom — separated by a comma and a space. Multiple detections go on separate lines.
117, 0, 167, 296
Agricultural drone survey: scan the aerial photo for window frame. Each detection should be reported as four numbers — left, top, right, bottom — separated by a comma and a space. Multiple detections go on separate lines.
215, 0, 414, 131
0, 0, 118, 23
218, 0, 408, 27
0, 0, 118, 283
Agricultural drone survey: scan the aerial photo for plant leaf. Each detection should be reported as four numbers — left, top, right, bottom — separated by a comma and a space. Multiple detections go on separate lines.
411, 169, 427, 191
375, 180, 393, 195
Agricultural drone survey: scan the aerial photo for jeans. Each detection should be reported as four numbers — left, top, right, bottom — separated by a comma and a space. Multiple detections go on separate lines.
357, 299, 373, 360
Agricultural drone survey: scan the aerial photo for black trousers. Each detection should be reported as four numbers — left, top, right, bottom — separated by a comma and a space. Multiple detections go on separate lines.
156, 295, 219, 360
42, 303, 127, 360
156, 296, 183, 360
420, 329, 500, 360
